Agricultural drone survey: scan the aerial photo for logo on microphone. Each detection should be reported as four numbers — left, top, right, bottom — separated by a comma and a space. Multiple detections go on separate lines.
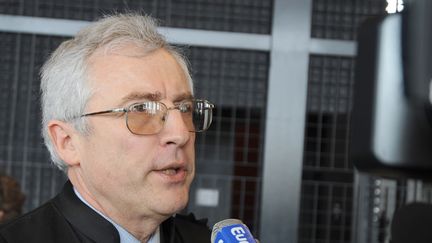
230, 227, 250, 242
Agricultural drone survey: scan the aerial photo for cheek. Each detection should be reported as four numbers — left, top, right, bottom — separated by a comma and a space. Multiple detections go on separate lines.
83, 138, 151, 189
118, 136, 161, 171
80, 130, 136, 172
185, 137, 196, 162
91, 120, 148, 158
121, 136, 158, 155
186, 139, 196, 176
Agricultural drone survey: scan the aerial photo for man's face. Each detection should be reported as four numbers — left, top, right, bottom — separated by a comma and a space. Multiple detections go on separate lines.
72, 47, 195, 219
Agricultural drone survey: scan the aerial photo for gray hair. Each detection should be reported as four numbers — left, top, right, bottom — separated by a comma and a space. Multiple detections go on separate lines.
40, 13, 193, 171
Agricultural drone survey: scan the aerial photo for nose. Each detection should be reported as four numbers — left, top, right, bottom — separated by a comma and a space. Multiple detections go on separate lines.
159, 108, 192, 146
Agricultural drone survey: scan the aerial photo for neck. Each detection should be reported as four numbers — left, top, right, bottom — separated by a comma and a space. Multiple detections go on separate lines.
67, 168, 168, 241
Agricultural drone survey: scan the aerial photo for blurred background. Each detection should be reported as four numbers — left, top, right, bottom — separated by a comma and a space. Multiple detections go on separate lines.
1, 0, 430, 242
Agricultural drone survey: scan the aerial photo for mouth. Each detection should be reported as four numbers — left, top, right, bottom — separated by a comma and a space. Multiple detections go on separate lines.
160, 167, 183, 175
154, 165, 188, 183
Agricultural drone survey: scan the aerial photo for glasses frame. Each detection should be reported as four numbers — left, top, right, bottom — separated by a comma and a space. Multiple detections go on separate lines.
80, 99, 214, 135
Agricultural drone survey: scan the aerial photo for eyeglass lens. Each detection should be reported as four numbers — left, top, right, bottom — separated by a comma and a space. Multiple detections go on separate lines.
126, 100, 213, 135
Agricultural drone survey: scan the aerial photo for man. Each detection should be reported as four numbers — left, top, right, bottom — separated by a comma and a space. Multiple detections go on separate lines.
0, 13, 214, 243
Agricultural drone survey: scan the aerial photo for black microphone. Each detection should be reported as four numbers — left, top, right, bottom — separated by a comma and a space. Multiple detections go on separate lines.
211, 219, 257, 243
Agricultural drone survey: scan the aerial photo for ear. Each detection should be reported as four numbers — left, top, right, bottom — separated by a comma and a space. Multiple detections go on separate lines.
47, 120, 81, 167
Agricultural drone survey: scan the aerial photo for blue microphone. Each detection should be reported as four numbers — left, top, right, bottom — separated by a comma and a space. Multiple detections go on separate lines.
211, 219, 257, 243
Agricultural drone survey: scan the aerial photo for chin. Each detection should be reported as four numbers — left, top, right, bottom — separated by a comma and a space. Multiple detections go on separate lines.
161, 193, 189, 215
158, 202, 188, 217
154, 182, 191, 214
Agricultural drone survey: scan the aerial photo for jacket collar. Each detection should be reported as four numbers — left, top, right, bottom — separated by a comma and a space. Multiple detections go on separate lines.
52, 181, 120, 243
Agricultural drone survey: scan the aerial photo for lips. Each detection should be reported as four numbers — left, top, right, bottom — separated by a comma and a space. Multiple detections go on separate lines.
154, 163, 189, 183
160, 168, 179, 175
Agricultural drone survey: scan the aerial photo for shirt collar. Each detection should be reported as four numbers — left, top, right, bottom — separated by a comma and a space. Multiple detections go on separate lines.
73, 187, 160, 243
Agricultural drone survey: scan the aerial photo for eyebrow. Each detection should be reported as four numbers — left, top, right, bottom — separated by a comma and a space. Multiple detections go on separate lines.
173, 92, 195, 103
118, 91, 194, 106
119, 92, 162, 106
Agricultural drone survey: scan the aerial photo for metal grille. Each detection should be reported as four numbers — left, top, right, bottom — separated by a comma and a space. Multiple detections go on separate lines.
299, 181, 353, 243
303, 29, 432, 243
187, 47, 269, 235
311, 0, 387, 40
0, 0, 273, 34
0, 33, 68, 211
0, 32, 269, 235
300, 55, 356, 243
304, 55, 355, 171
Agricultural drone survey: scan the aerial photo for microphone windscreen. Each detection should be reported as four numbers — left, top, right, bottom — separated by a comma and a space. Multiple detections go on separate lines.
211, 219, 256, 243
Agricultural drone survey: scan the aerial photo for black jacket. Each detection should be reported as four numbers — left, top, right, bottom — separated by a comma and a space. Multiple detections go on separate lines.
0, 181, 210, 243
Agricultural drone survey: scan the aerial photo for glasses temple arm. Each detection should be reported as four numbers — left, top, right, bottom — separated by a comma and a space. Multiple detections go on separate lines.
81, 108, 126, 117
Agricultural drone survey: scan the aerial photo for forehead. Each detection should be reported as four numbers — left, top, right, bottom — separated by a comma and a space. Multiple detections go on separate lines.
86, 46, 192, 107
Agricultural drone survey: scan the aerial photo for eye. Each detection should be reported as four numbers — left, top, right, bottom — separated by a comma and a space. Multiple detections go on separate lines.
179, 101, 193, 113
130, 102, 161, 115
130, 104, 146, 112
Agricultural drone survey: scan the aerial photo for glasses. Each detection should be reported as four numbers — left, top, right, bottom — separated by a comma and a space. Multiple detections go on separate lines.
81, 99, 214, 135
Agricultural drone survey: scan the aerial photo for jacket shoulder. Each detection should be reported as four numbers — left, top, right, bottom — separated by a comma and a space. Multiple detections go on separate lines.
0, 201, 79, 243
